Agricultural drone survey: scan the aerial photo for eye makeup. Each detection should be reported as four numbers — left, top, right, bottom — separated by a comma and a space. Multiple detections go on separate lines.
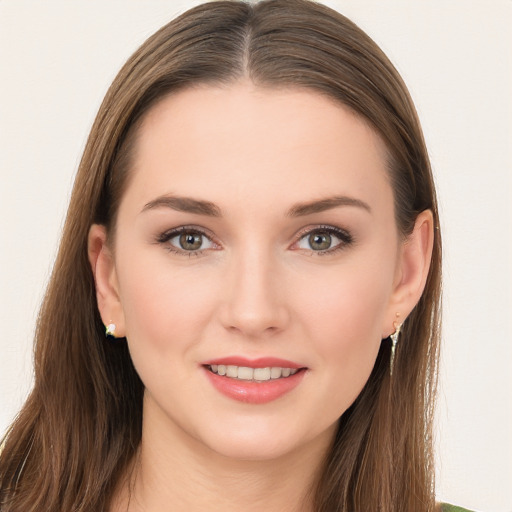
292, 224, 354, 256
154, 223, 354, 258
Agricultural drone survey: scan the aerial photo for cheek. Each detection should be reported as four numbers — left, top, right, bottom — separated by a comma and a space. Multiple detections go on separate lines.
296, 261, 393, 398
300, 259, 392, 344
116, 251, 218, 357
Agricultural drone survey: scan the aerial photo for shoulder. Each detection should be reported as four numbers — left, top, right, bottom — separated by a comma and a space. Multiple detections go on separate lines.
440, 503, 477, 512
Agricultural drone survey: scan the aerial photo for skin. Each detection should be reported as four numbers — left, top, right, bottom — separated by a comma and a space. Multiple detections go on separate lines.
88, 81, 433, 511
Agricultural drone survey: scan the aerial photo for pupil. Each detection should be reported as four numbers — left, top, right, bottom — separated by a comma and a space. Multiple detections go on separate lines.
310, 232, 331, 250
180, 233, 202, 250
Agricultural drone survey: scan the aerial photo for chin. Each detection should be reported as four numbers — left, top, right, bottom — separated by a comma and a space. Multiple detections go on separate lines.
194, 418, 336, 464
206, 435, 300, 462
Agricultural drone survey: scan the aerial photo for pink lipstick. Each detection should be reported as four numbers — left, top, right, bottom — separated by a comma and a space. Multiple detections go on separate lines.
201, 356, 307, 404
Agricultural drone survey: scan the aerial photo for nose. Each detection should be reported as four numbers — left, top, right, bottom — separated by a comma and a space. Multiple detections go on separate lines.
219, 244, 290, 338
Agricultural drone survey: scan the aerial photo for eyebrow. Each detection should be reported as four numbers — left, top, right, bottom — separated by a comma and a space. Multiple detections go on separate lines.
286, 195, 371, 217
141, 194, 371, 217
142, 195, 222, 217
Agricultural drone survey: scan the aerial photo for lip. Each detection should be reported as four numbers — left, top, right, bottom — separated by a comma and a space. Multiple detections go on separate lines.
201, 356, 307, 404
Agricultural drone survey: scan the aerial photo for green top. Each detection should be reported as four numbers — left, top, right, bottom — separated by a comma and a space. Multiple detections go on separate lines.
442, 504, 475, 512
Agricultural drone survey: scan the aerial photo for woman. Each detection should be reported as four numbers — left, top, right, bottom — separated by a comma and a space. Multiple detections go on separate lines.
0, 1, 472, 510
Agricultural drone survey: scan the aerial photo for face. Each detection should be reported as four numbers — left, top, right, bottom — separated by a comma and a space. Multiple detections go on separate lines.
100, 82, 407, 461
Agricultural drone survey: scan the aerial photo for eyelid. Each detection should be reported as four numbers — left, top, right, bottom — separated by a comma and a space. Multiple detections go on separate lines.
291, 224, 353, 254
156, 224, 353, 257
156, 225, 221, 256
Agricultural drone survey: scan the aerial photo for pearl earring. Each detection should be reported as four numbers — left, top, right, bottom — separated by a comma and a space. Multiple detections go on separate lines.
105, 322, 117, 338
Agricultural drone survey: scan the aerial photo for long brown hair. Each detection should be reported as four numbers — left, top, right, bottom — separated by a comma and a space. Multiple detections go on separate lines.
0, 1, 441, 510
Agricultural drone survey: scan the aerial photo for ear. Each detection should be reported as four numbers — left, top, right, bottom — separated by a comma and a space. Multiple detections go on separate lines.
87, 224, 126, 337
382, 210, 434, 338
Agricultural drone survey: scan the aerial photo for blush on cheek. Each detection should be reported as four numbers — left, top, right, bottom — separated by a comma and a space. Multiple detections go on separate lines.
300, 277, 386, 377
303, 277, 387, 336
119, 259, 219, 355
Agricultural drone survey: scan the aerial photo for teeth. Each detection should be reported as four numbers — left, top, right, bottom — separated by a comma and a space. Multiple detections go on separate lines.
226, 365, 238, 378
208, 365, 299, 381
270, 367, 282, 379
253, 367, 271, 380
237, 366, 254, 380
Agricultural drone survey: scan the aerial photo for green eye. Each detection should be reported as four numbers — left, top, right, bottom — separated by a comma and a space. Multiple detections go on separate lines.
308, 232, 332, 251
179, 232, 203, 251
157, 227, 216, 255
296, 226, 353, 254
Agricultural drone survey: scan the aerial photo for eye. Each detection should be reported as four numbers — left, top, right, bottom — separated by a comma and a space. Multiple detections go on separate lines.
157, 227, 217, 255
295, 226, 352, 254
173, 232, 209, 251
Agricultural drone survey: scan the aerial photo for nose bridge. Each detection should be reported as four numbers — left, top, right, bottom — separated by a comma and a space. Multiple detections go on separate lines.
221, 238, 289, 337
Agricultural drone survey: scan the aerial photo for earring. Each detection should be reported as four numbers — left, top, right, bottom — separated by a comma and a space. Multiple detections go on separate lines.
390, 313, 402, 376
105, 322, 117, 338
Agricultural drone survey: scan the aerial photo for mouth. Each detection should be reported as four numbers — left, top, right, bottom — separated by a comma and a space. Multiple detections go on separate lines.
206, 364, 302, 381
201, 357, 308, 404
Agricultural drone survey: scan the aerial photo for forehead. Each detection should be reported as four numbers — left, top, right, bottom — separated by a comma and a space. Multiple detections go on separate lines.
123, 81, 392, 217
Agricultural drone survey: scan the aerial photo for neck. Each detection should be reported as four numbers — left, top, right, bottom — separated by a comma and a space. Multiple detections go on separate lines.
111, 396, 334, 512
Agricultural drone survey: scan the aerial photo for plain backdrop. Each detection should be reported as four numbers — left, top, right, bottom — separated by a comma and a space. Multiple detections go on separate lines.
1, 1, 511, 511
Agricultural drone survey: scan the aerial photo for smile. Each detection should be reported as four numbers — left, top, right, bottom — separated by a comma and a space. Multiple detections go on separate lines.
208, 364, 299, 381
202, 357, 307, 404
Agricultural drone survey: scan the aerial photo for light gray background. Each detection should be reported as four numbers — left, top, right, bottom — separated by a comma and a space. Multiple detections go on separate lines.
1, 1, 511, 511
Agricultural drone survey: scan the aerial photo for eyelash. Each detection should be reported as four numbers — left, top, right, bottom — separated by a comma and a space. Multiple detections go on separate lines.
156, 224, 354, 258
295, 225, 353, 256
156, 226, 218, 258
